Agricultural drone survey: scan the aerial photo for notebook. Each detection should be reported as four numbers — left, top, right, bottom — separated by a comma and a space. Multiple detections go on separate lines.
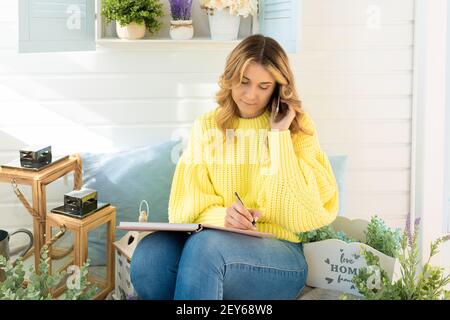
117, 222, 275, 239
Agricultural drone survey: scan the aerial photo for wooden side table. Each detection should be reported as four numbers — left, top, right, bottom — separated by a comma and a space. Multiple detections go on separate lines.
0, 154, 82, 270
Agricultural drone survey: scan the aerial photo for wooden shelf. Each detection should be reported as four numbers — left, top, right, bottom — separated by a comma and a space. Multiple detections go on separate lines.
97, 36, 242, 44
94, 0, 255, 51
96, 36, 245, 50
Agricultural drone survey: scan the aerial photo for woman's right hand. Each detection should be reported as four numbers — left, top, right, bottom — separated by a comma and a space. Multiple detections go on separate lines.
224, 200, 262, 230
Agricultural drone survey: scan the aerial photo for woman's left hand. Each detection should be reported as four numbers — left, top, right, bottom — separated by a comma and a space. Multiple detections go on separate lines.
270, 99, 296, 131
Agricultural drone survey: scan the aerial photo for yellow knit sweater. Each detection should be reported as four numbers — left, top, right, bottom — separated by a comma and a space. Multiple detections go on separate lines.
168, 108, 339, 242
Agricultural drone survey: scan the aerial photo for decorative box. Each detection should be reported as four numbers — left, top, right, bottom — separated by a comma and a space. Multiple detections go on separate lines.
303, 216, 401, 296
113, 231, 150, 300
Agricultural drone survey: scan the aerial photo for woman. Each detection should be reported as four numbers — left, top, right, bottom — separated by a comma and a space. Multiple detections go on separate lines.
130, 34, 339, 300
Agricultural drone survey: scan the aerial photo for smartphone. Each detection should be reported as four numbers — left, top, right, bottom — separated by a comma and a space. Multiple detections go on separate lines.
269, 85, 289, 116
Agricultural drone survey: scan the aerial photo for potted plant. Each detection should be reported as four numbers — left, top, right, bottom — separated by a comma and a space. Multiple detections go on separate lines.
168, 0, 194, 40
199, 0, 258, 40
343, 217, 450, 300
299, 215, 404, 296
102, 0, 165, 40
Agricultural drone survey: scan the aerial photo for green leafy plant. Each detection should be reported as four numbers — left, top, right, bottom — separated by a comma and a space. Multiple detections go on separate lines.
297, 215, 403, 258
297, 224, 355, 244
102, 0, 164, 33
0, 245, 97, 300
365, 215, 403, 258
342, 220, 450, 300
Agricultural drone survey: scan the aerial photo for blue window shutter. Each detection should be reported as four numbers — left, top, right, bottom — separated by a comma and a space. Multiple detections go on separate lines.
19, 0, 95, 53
258, 0, 300, 54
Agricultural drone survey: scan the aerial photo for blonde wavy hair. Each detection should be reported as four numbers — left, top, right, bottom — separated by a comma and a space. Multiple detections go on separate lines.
214, 34, 312, 138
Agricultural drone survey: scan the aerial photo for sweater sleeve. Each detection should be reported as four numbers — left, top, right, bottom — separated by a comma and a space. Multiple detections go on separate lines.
256, 113, 339, 233
168, 118, 227, 226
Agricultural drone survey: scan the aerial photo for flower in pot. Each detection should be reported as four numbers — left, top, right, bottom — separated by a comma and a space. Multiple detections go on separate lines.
199, 0, 258, 40
169, 0, 194, 40
102, 0, 165, 40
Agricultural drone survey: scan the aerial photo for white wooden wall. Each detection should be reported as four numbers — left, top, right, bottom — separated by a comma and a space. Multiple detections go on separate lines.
298, 0, 413, 230
0, 0, 414, 240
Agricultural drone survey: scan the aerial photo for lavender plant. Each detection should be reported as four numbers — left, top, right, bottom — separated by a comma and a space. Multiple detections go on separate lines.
169, 0, 193, 20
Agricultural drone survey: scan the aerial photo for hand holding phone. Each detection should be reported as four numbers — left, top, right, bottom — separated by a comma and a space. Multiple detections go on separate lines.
269, 85, 296, 131
270, 85, 288, 119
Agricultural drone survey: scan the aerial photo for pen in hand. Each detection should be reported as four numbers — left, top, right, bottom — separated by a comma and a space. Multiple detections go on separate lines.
234, 192, 256, 227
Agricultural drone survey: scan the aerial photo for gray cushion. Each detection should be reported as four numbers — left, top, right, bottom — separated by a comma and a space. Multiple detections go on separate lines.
81, 139, 181, 265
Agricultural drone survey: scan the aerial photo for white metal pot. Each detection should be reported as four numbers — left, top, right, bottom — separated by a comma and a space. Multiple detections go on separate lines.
208, 9, 240, 40
116, 21, 146, 40
170, 20, 194, 40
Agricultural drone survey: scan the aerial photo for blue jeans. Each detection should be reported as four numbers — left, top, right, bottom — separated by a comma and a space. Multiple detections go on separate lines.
130, 230, 308, 300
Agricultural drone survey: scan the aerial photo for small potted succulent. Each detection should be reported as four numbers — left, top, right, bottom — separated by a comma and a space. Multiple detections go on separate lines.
102, 0, 165, 40
169, 0, 194, 40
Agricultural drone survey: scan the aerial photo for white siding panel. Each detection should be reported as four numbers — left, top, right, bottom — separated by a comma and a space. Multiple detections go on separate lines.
0, 97, 412, 127
0, 73, 412, 100
293, 50, 413, 72
0, 95, 411, 126
345, 193, 410, 217
0, 100, 216, 125
0, 21, 17, 49
0, 51, 231, 75
0, 120, 410, 151
0, 50, 413, 75
302, 25, 413, 50
0, 0, 16, 22
317, 120, 411, 144
0, 74, 221, 101
0, 204, 34, 228
304, 97, 412, 119
323, 144, 410, 170
297, 73, 412, 96
0, 0, 415, 233
380, 218, 409, 230
346, 170, 410, 193
303, 0, 414, 25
